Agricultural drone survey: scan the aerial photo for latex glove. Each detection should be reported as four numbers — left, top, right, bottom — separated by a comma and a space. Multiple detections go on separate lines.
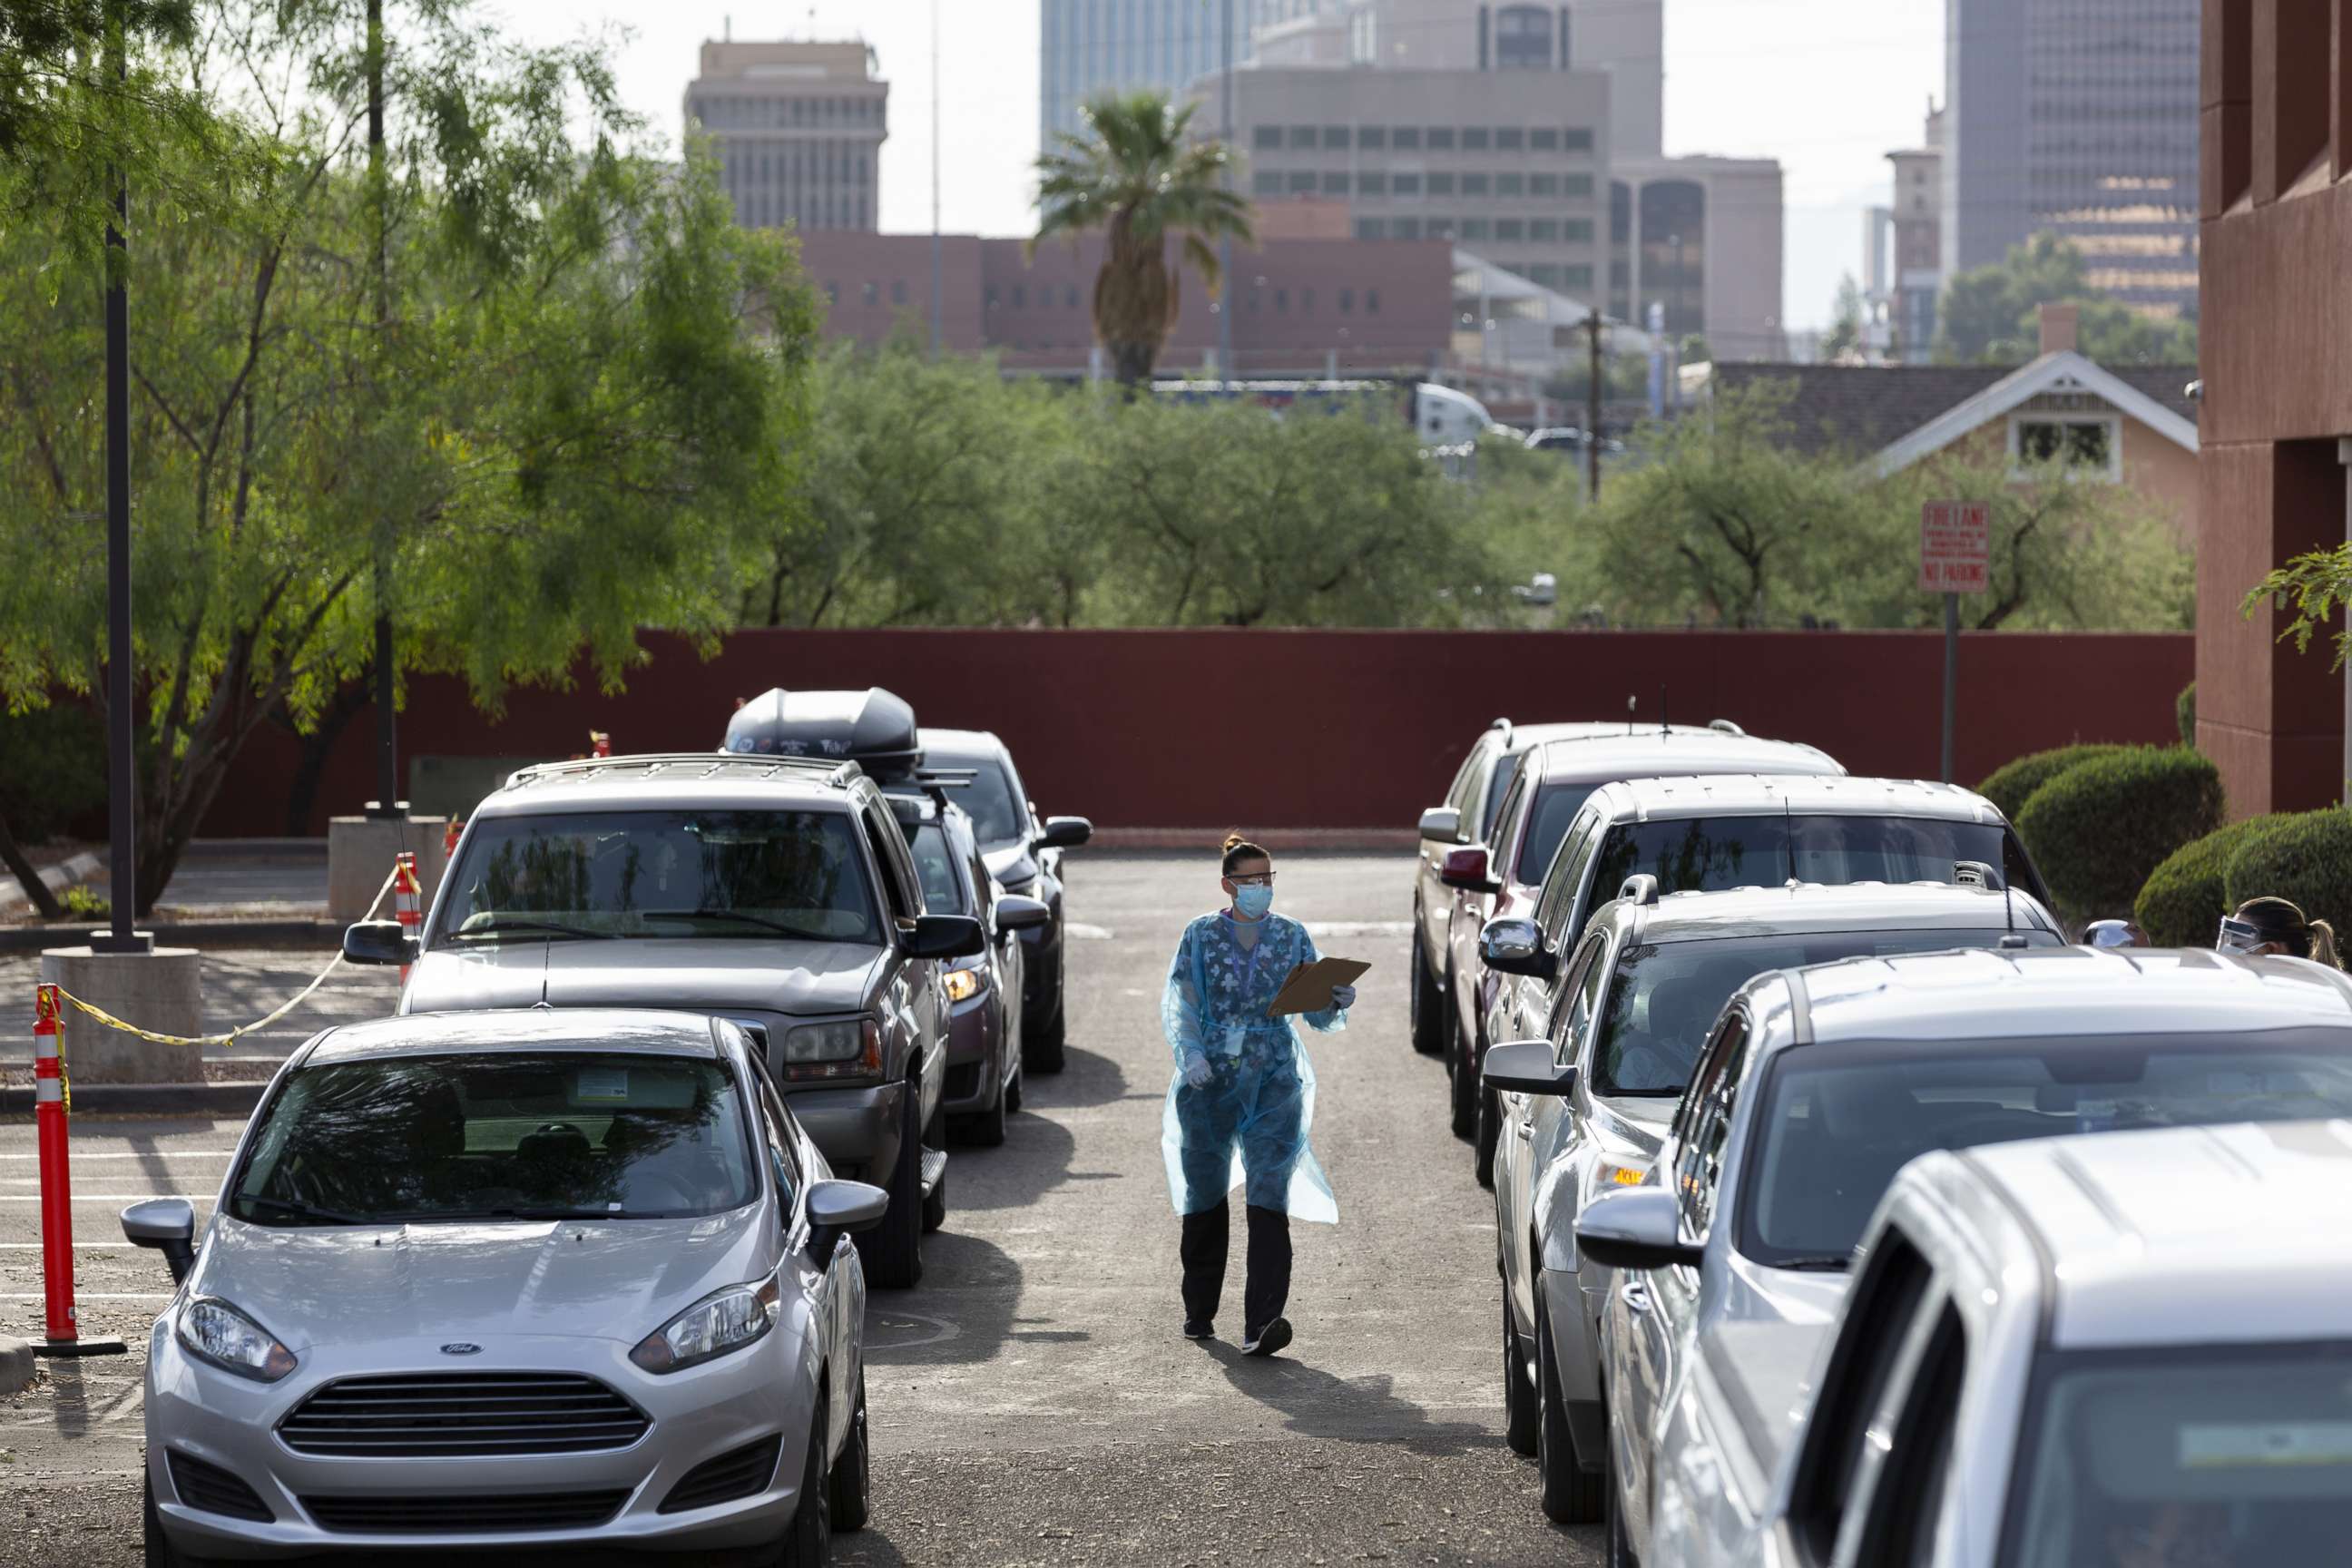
1330, 985, 1357, 1012
1182, 1054, 1214, 1090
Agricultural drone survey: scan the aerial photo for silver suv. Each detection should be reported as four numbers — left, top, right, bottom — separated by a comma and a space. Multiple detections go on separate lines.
345, 732, 981, 1291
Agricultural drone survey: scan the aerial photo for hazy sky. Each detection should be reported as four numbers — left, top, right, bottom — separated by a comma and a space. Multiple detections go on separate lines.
494, 0, 1945, 333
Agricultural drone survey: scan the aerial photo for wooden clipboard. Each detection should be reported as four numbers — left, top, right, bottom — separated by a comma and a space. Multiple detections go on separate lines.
1266, 956, 1371, 1018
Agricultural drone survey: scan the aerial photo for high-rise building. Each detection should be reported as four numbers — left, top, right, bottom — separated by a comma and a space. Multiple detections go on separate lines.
1041, 1, 1291, 153
1942, 0, 2200, 318
1879, 102, 1945, 361
683, 41, 887, 233
1608, 155, 1783, 358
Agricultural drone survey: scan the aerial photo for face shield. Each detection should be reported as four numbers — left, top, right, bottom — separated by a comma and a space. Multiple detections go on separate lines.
2216, 915, 2273, 955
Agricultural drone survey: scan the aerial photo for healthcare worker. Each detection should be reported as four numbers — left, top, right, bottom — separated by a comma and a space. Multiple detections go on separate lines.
2218, 896, 2343, 967
1161, 834, 1356, 1357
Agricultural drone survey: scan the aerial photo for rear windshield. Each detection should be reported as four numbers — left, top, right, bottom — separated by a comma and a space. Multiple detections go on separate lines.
229, 1052, 758, 1224
2010, 1343, 2352, 1567
909, 823, 971, 914
1516, 784, 1597, 881
926, 749, 1025, 848
1593, 927, 2059, 1097
1739, 1032, 2352, 1269
436, 809, 880, 945
1591, 814, 2014, 899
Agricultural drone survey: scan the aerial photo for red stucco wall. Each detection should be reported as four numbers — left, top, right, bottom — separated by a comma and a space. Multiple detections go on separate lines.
205, 629, 2198, 837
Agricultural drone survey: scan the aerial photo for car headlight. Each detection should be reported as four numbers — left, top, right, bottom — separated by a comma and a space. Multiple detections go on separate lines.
629, 1274, 785, 1373
944, 967, 985, 1004
177, 1298, 298, 1382
780, 1017, 882, 1083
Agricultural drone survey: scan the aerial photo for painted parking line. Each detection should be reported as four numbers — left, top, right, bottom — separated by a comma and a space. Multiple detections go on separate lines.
1304, 921, 1413, 937
1063, 923, 1115, 941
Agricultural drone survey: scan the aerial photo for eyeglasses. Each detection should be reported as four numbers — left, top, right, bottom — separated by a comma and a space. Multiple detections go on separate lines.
2217, 916, 2272, 954
1227, 873, 1277, 887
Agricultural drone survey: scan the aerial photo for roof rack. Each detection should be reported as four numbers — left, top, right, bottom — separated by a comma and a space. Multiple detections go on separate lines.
502, 752, 860, 792
1619, 873, 1661, 906
1707, 718, 1747, 737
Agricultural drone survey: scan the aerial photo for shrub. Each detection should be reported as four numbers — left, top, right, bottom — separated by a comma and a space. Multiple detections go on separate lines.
2222, 809, 2352, 936
1976, 742, 2128, 823
2015, 747, 2224, 923
2176, 681, 2196, 750
2135, 815, 2278, 946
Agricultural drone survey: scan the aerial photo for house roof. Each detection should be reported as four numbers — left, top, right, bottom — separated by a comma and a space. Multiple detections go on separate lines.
1713, 356, 2200, 467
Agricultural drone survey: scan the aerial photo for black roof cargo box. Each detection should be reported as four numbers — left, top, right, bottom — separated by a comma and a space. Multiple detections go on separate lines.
722, 687, 922, 779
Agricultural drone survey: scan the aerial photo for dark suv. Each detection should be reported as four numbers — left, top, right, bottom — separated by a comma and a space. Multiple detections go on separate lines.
350, 691, 983, 1290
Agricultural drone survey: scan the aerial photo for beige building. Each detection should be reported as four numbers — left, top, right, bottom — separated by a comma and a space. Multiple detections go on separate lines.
683, 41, 887, 233
1611, 154, 1783, 359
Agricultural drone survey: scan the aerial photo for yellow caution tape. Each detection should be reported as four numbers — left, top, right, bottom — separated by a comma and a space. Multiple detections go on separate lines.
45, 865, 402, 1049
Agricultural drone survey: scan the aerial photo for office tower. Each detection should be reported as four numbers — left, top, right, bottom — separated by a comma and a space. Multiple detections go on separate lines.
684, 41, 887, 232
1041, 1, 1296, 153
1943, 0, 2200, 318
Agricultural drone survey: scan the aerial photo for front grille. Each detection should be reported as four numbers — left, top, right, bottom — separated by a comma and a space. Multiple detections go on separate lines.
302, 1490, 630, 1534
279, 1373, 649, 1457
944, 1062, 983, 1101
167, 1450, 273, 1522
659, 1434, 783, 1514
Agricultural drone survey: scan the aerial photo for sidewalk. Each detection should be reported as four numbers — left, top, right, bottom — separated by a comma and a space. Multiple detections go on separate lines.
0, 840, 335, 954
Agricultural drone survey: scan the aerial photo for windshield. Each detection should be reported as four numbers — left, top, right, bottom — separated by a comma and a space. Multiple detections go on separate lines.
909, 822, 972, 914
2010, 1343, 2352, 1567
925, 749, 1024, 848
1592, 928, 2058, 1097
228, 1052, 759, 1224
1516, 784, 1597, 881
436, 809, 880, 945
1739, 1033, 2352, 1269
1591, 814, 2019, 898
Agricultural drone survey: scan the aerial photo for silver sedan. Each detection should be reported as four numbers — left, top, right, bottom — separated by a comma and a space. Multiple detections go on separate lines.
123, 1007, 887, 1565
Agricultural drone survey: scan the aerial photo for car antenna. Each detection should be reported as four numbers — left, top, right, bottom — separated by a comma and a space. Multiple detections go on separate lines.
1626, 692, 1636, 738
536, 936, 553, 1008
1659, 684, 1669, 738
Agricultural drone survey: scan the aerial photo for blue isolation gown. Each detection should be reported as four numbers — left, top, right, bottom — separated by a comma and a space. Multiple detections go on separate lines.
1161, 910, 1348, 1223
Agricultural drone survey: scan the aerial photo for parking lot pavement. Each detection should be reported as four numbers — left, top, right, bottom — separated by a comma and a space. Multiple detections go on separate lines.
0, 855, 1595, 1564
0, 952, 401, 1079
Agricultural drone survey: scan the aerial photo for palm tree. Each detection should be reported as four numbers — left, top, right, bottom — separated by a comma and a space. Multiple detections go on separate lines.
1032, 90, 1253, 388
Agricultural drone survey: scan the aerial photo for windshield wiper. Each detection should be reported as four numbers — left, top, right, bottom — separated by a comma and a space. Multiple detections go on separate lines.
1772, 1254, 1855, 1272
231, 1193, 375, 1226
642, 908, 832, 940
444, 917, 614, 944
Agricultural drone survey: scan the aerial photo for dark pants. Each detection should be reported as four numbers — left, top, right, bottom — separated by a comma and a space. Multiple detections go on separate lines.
1179, 1199, 1290, 1334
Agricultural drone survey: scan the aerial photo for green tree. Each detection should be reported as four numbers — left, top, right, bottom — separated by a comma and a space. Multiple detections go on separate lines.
1936, 231, 2196, 365
2247, 544, 2352, 671
0, 0, 817, 912
1821, 274, 1865, 361
1032, 89, 1252, 387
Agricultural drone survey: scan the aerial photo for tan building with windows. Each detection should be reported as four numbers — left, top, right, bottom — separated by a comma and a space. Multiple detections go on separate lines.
683, 40, 887, 233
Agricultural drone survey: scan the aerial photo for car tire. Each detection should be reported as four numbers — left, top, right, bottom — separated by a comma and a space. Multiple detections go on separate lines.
1004, 1055, 1024, 1116
143, 1472, 211, 1568
1502, 1301, 1540, 1456
1537, 1289, 1604, 1524
775, 1396, 833, 1567
956, 1039, 1009, 1149
1474, 1086, 1502, 1190
921, 1168, 948, 1234
827, 1367, 870, 1534
859, 1088, 924, 1289
1409, 925, 1447, 1056
1024, 975, 1068, 1076
1449, 1011, 1481, 1142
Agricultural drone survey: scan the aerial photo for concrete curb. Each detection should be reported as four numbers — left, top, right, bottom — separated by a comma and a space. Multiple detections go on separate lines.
0, 850, 105, 917
0, 1081, 270, 1118
0, 1336, 33, 1396
0, 919, 342, 956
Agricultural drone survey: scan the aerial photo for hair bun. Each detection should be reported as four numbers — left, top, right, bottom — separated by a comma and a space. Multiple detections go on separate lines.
1221, 831, 1250, 853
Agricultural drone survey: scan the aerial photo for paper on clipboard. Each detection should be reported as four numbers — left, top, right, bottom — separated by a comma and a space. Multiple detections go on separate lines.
1267, 956, 1371, 1018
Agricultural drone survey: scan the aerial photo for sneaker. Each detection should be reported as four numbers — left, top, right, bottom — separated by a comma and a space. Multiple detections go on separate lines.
1182, 1318, 1215, 1340
1240, 1318, 1293, 1357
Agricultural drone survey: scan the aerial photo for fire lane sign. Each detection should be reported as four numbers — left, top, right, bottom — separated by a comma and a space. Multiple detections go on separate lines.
1920, 500, 1990, 594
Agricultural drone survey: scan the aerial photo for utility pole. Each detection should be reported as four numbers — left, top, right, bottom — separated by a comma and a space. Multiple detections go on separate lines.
1584, 313, 1603, 504
1217, 0, 1235, 387
365, 0, 401, 822
928, 0, 941, 357
93, 4, 144, 952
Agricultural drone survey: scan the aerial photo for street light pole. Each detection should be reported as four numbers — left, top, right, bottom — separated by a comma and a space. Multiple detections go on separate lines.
1584, 313, 1602, 504
93, 5, 145, 953
928, 0, 941, 358
1218, 0, 1234, 387
365, 0, 401, 821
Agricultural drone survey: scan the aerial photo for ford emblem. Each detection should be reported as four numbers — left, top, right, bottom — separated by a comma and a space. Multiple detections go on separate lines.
439, 1342, 483, 1356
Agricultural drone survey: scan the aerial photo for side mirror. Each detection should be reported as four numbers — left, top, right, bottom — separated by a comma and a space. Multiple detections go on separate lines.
342, 920, 418, 967
122, 1197, 197, 1285
1575, 1189, 1704, 1272
1440, 846, 1501, 894
1417, 806, 1463, 843
1035, 816, 1093, 851
1483, 1040, 1575, 1096
906, 914, 985, 960
804, 1178, 891, 1263
1480, 916, 1555, 979
995, 894, 1051, 932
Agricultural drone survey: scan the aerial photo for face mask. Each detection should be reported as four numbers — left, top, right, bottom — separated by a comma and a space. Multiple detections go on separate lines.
1232, 884, 1274, 920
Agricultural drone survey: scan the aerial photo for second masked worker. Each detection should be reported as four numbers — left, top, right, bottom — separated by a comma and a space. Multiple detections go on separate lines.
1161, 834, 1357, 1358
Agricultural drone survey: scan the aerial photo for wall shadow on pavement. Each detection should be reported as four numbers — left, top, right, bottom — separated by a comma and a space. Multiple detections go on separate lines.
1204, 1341, 1497, 1458
866, 1231, 1024, 1368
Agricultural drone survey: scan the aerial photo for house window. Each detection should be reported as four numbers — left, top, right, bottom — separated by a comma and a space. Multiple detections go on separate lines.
1427, 172, 1455, 195
1496, 172, 1524, 196
1289, 125, 1318, 148
1275, 288, 1289, 313
1339, 288, 1356, 313
1393, 126, 1422, 150
1495, 5, 1553, 68
1426, 126, 1455, 150
1463, 127, 1491, 151
1253, 170, 1284, 196
1529, 218, 1560, 241
1563, 264, 1594, 289
2011, 415, 2121, 481
1530, 126, 1559, 151
1253, 125, 1283, 150
1563, 174, 1594, 198
1495, 218, 1524, 240
1355, 218, 1387, 240
890, 279, 907, 305
1012, 285, 1026, 309
1322, 125, 1349, 148
1322, 172, 1350, 194
1563, 218, 1594, 242
1461, 172, 1489, 196
1459, 218, 1491, 240
1358, 171, 1387, 195
1367, 289, 1381, 313
1496, 127, 1524, 151
1358, 125, 1387, 150
1288, 171, 1318, 192
1530, 172, 1559, 197
1392, 172, 1422, 197
1563, 127, 1594, 152
1390, 217, 1421, 239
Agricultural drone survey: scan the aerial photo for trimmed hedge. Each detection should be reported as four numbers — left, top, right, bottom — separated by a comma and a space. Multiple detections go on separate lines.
2222, 809, 2352, 936
1976, 743, 2129, 824
2176, 681, 2196, 750
2135, 816, 2278, 947
2015, 747, 2224, 923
